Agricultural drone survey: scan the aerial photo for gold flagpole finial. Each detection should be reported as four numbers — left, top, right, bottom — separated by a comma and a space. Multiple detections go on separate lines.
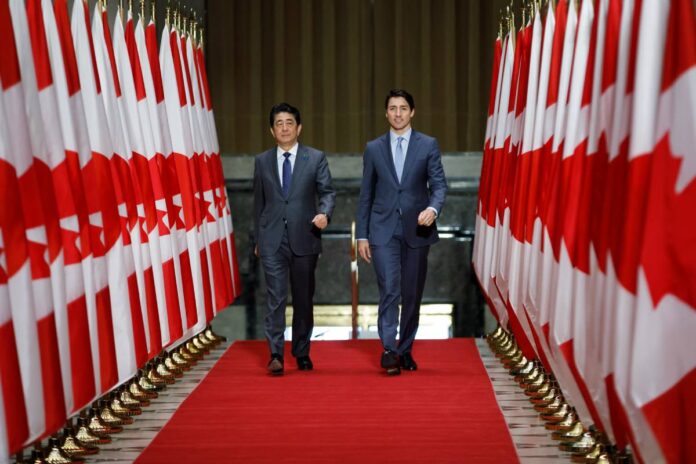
191, 9, 196, 39
521, 0, 526, 27
505, 5, 511, 34
182, 9, 188, 36
177, 1, 182, 30
502, 7, 506, 36
192, 11, 198, 43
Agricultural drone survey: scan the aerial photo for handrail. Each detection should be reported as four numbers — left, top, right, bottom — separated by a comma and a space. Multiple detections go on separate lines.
321, 225, 475, 241
350, 221, 359, 339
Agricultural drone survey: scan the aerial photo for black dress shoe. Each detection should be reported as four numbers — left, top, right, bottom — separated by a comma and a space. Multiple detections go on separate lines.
267, 354, 284, 376
380, 350, 401, 376
296, 356, 313, 371
400, 353, 418, 371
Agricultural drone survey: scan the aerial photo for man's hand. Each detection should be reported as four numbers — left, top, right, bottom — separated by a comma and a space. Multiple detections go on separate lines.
417, 208, 437, 227
312, 213, 328, 230
254, 244, 259, 257
358, 240, 371, 263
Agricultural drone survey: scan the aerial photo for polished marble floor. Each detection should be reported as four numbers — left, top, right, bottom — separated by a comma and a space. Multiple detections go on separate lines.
477, 340, 574, 463
13, 308, 574, 463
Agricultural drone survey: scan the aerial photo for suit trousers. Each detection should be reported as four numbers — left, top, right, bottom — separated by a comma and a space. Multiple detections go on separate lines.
261, 229, 318, 358
371, 220, 429, 355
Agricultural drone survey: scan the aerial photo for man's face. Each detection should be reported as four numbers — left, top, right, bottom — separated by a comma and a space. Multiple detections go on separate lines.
270, 112, 302, 147
385, 97, 414, 132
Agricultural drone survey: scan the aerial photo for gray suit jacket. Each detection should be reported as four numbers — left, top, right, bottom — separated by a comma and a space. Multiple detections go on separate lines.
253, 145, 336, 256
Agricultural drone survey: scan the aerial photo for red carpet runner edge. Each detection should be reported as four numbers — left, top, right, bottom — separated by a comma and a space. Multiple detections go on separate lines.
136, 339, 519, 463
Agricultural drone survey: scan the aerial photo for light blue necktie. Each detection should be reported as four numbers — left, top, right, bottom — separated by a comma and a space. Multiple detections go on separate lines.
395, 136, 404, 182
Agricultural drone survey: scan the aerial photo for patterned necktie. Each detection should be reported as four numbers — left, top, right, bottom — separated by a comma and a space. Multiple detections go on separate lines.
395, 136, 405, 182
282, 152, 292, 198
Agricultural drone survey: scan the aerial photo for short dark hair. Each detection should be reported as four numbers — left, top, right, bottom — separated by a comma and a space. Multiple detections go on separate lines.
384, 89, 415, 110
269, 103, 301, 127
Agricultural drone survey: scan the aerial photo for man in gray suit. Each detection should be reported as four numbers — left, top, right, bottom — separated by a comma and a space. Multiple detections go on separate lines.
253, 103, 336, 375
356, 89, 447, 375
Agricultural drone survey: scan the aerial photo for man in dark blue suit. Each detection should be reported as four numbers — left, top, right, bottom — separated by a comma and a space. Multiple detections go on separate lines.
253, 103, 336, 376
356, 89, 447, 375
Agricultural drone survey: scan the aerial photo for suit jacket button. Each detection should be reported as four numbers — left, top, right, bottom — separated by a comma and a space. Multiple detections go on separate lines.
285, 201, 288, 204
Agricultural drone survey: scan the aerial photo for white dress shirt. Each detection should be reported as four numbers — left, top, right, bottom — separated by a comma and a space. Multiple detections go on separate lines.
390, 128, 412, 167
276, 143, 299, 187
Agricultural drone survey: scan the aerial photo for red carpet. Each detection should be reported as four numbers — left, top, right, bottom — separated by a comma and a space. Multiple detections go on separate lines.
136, 339, 518, 463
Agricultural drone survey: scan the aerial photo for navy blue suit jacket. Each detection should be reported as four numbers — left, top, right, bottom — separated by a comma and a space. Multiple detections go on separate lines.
356, 130, 447, 247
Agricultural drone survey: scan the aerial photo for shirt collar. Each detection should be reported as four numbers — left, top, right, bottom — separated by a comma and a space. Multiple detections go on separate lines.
390, 128, 412, 144
277, 143, 299, 159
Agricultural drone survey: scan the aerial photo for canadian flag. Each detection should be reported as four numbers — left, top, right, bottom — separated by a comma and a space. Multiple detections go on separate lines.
594, 0, 639, 452
481, 32, 513, 324
473, 34, 502, 308
11, 0, 79, 421
538, 0, 575, 345
507, 10, 543, 361
625, 0, 696, 462
185, 33, 234, 312
546, 0, 601, 428
43, 0, 115, 399
48, 0, 109, 411
24, 0, 100, 415
521, 1, 556, 375
122, 9, 176, 351
179, 31, 219, 322
70, 0, 138, 387
2, 0, 67, 443
0, 53, 31, 457
134, 15, 190, 346
112, 6, 166, 360
582, 0, 623, 444
160, 21, 209, 335
491, 24, 523, 306
527, 0, 566, 331
527, 0, 593, 419
90, 3, 149, 369
570, 0, 619, 440
194, 40, 242, 303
